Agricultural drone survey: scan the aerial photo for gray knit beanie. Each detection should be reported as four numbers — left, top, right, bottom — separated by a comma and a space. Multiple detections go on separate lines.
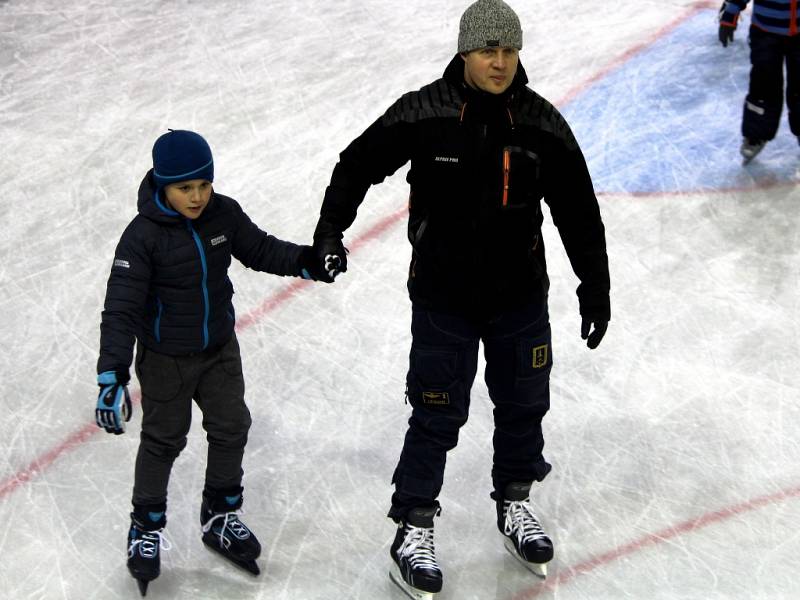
458, 0, 522, 53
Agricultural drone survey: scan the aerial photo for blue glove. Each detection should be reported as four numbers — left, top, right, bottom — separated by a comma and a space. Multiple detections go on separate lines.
96, 370, 132, 434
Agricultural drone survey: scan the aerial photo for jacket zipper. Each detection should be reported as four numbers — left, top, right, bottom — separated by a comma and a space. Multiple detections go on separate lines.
502, 148, 510, 207
186, 221, 210, 349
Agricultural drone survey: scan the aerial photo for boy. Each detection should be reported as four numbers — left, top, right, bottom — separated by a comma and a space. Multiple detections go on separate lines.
95, 129, 330, 595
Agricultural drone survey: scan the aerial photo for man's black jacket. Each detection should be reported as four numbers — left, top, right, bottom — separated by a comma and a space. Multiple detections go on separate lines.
314, 55, 610, 320
98, 172, 304, 374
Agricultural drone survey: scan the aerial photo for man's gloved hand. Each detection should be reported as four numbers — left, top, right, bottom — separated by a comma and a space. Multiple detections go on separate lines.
299, 245, 335, 282
308, 238, 348, 283
581, 318, 608, 350
96, 370, 132, 434
718, 3, 738, 47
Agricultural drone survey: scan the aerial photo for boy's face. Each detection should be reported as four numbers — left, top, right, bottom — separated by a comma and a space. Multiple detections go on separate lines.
164, 179, 212, 219
461, 47, 519, 95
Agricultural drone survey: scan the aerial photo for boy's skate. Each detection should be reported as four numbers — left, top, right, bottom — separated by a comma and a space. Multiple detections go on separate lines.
127, 506, 170, 597
740, 138, 766, 164
496, 482, 553, 578
389, 506, 443, 600
201, 487, 261, 575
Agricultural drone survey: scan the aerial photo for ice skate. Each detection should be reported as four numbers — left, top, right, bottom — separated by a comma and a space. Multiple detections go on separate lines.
201, 488, 261, 576
127, 507, 170, 597
740, 138, 766, 164
389, 506, 443, 600
497, 482, 553, 578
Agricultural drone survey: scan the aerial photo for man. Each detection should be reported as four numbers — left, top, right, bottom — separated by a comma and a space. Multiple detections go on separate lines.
718, 1, 800, 163
312, 1, 610, 597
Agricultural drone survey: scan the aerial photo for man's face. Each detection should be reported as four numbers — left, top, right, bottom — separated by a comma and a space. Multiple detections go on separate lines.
462, 47, 519, 95
164, 179, 212, 219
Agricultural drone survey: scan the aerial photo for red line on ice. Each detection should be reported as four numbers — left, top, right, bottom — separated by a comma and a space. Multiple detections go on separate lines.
513, 484, 800, 599
556, 1, 716, 108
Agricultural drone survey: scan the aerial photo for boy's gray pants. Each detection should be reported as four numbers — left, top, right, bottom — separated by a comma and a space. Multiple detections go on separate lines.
132, 334, 252, 507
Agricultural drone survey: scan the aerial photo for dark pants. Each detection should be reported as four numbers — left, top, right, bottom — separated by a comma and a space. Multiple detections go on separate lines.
132, 334, 252, 507
743, 26, 800, 142
388, 302, 553, 520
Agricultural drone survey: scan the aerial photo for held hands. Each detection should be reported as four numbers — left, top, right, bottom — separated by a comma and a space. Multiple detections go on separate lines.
96, 370, 132, 434
301, 239, 348, 283
581, 318, 608, 350
718, 3, 738, 47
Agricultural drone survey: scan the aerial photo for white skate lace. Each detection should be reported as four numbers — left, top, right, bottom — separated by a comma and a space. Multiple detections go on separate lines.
397, 525, 440, 572
128, 529, 172, 559
504, 499, 547, 545
202, 511, 251, 548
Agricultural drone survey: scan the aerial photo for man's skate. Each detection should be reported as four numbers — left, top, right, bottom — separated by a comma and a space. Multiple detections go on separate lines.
389, 506, 443, 600
200, 487, 261, 575
127, 506, 170, 597
740, 137, 766, 164
496, 482, 553, 578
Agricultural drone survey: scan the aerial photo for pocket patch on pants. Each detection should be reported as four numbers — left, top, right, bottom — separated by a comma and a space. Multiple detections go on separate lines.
532, 344, 549, 369
422, 391, 450, 405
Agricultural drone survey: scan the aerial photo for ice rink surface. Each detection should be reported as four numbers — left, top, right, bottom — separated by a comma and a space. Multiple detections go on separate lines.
1, 1, 799, 598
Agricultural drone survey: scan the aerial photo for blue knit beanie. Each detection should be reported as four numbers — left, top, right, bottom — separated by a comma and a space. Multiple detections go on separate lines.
152, 129, 214, 188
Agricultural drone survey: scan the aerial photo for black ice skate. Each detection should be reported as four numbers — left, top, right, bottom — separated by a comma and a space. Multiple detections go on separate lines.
200, 487, 261, 576
127, 505, 170, 597
740, 137, 766, 164
389, 506, 443, 600
496, 482, 553, 578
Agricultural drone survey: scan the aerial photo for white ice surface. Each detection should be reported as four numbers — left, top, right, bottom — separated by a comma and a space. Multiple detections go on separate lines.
1, 1, 799, 599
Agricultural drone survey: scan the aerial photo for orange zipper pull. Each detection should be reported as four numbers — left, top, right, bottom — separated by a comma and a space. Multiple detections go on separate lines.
502, 148, 510, 207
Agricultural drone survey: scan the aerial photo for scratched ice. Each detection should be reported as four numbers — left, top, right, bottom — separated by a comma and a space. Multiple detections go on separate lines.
0, 1, 798, 599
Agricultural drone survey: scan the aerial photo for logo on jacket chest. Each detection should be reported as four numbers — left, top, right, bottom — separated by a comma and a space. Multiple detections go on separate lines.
434, 156, 459, 164
209, 234, 228, 247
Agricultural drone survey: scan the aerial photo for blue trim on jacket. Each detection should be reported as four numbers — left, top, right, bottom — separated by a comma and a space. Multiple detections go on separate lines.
154, 297, 163, 343
154, 189, 179, 216
187, 221, 210, 349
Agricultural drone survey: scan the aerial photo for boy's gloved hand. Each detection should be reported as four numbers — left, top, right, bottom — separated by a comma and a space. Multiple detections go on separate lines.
96, 370, 132, 434
581, 318, 608, 350
718, 3, 738, 47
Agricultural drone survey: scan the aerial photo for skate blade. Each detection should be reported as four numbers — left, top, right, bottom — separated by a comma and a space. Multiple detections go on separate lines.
503, 537, 548, 579
203, 540, 261, 576
136, 578, 149, 597
389, 563, 435, 599
741, 146, 765, 165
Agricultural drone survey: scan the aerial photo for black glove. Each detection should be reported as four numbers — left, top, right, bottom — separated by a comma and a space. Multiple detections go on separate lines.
581, 318, 608, 350
96, 369, 132, 435
310, 238, 348, 283
299, 245, 333, 282
718, 3, 738, 47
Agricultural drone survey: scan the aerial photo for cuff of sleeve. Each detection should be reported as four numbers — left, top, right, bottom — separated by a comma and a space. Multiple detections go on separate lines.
97, 369, 130, 385
720, 12, 739, 26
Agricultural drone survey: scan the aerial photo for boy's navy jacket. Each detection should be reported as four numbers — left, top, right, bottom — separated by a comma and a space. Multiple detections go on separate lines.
98, 171, 304, 374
